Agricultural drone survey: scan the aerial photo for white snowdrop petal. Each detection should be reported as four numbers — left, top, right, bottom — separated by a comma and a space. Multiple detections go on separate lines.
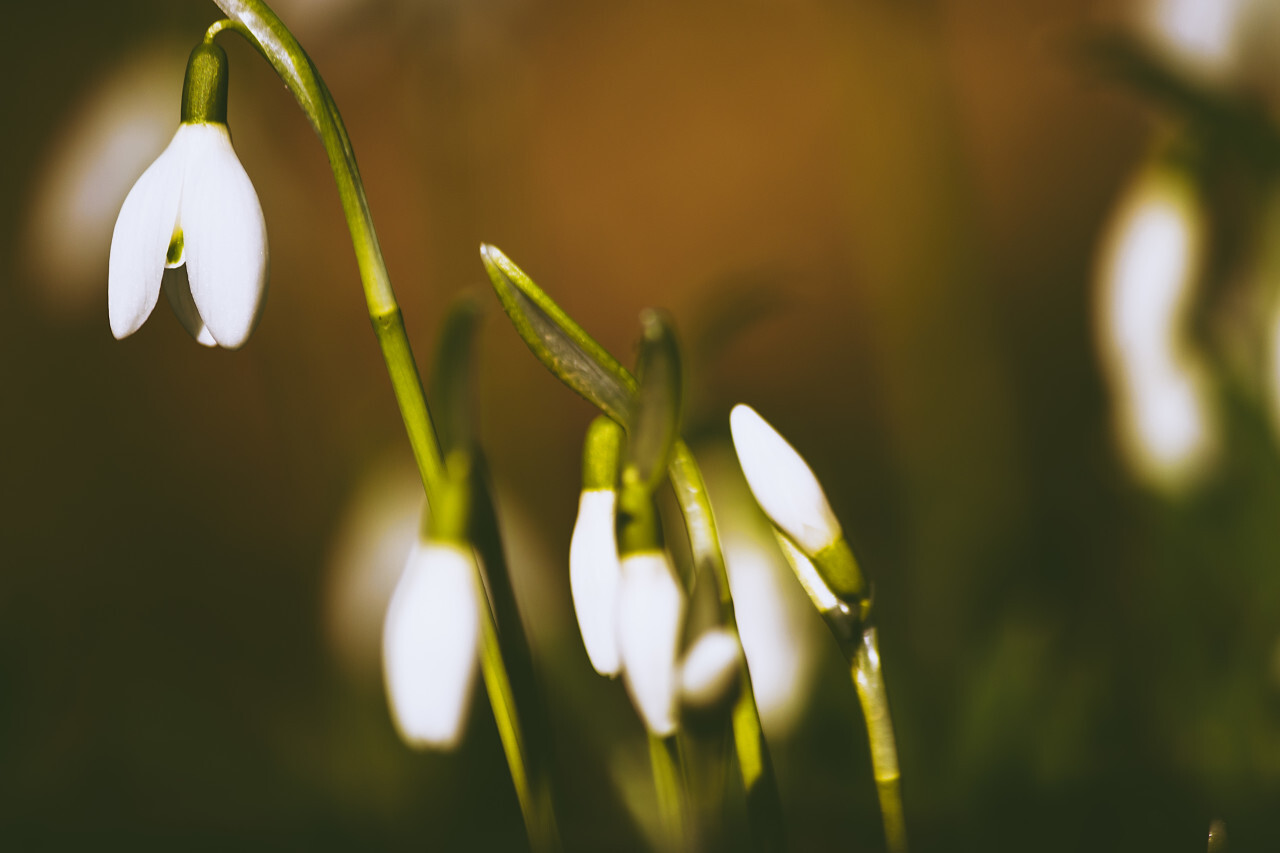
617, 551, 685, 736
569, 489, 622, 676
679, 628, 742, 711
182, 124, 268, 350
107, 130, 184, 340
730, 404, 842, 555
162, 267, 216, 347
383, 541, 481, 750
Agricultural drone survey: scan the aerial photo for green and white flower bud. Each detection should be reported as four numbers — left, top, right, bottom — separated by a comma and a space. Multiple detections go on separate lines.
382, 540, 481, 750
108, 39, 268, 349
731, 404, 867, 604
617, 550, 686, 737
678, 628, 742, 722
570, 417, 626, 677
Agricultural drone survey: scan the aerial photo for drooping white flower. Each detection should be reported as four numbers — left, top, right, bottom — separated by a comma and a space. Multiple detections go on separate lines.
569, 488, 623, 676
108, 121, 268, 349
729, 404, 842, 556
382, 540, 481, 750
616, 550, 685, 737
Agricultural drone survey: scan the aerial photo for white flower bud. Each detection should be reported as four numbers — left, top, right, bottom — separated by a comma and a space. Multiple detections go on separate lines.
729, 404, 842, 555
617, 550, 685, 737
569, 489, 623, 677
382, 541, 481, 750
679, 628, 742, 713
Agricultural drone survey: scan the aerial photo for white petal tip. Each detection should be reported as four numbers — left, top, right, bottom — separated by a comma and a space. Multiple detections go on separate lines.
109, 319, 135, 341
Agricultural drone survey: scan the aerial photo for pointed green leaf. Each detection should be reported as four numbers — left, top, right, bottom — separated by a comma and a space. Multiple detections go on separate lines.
428, 292, 484, 455
480, 244, 636, 423
625, 310, 683, 494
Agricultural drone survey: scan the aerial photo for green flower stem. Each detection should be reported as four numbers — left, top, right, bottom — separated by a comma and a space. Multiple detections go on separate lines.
207, 2, 445, 501
476, 562, 560, 853
772, 536, 907, 851
208, 4, 553, 847
470, 455, 562, 852
373, 309, 447, 502
852, 628, 907, 853
669, 443, 784, 851
648, 733, 690, 852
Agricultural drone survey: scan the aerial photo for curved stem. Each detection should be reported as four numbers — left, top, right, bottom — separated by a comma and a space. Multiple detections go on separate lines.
669, 442, 785, 851
209, 0, 445, 501
206, 4, 554, 848
853, 628, 907, 853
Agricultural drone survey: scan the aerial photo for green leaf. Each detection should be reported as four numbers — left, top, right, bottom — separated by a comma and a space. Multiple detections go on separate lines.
428, 292, 484, 455
625, 310, 683, 494
480, 244, 637, 424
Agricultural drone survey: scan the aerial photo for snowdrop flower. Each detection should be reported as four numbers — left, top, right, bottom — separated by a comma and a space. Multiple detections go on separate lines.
616, 550, 685, 737
569, 416, 625, 677
729, 404, 841, 556
731, 404, 868, 609
382, 539, 482, 750
108, 40, 268, 349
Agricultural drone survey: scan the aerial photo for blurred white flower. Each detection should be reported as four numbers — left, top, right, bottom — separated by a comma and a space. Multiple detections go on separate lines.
1096, 165, 1216, 490
729, 404, 841, 555
1138, 0, 1248, 83
616, 550, 685, 737
109, 122, 268, 348
569, 488, 623, 677
678, 628, 742, 713
23, 43, 186, 318
382, 540, 481, 750
324, 455, 424, 682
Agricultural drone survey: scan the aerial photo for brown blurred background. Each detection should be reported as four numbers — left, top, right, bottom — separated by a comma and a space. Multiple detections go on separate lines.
5, 0, 1280, 849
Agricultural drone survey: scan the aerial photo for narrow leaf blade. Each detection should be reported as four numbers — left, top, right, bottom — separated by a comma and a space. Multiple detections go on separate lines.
626, 310, 683, 492
481, 244, 636, 423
